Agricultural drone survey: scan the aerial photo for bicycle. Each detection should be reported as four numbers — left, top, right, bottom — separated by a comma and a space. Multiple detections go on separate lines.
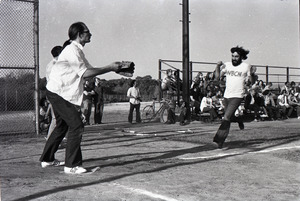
141, 98, 171, 123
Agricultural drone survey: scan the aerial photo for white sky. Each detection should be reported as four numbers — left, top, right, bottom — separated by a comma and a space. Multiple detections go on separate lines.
39, 0, 300, 80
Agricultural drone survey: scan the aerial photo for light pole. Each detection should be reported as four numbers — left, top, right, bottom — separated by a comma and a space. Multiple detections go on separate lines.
181, 0, 190, 119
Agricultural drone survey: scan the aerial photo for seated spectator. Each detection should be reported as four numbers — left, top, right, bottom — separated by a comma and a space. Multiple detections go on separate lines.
200, 91, 218, 122
190, 80, 205, 115
296, 82, 300, 93
39, 97, 51, 132
277, 89, 292, 119
178, 99, 189, 126
263, 89, 280, 120
281, 81, 291, 94
244, 88, 264, 121
290, 81, 296, 92
287, 89, 300, 119
212, 90, 224, 115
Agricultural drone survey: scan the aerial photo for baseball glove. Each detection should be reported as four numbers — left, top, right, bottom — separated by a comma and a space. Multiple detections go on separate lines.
116, 61, 135, 77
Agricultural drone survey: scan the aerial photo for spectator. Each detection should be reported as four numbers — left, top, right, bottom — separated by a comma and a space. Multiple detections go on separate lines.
277, 89, 292, 119
244, 88, 263, 121
263, 89, 280, 120
93, 77, 104, 124
39, 97, 51, 132
127, 80, 142, 124
287, 89, 300, 119
81, 79, 95, 125
200, 91, 218, 122
161, 69, 176, 99
45, 45, 63, 140
212, 89, 225, 115
281, 81, 291, 93
191, 72, 204, 89
295, 82, 300, 93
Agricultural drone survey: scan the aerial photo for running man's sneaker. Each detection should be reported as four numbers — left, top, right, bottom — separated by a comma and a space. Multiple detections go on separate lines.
64, 166, 87, 174
41, 159, 65, 168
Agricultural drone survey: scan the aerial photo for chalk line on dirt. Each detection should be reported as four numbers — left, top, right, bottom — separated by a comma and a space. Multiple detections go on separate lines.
179, 145, 300, 160
112, 183, 179, 201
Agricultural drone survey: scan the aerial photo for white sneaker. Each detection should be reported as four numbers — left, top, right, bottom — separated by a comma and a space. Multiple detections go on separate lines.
41, 159, 65, 168
298, 116, 300, 119
64, 166, 87, 174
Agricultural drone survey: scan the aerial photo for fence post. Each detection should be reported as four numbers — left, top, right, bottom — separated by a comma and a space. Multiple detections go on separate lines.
266, 65, 269, 84
189, 62, 193, 87
34, 0, 40, 135
158, 59, 162, 101
286, 67, 289, 82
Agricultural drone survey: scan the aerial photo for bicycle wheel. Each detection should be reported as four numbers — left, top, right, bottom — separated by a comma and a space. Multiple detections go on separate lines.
142, 105, 155, 122
160, 107, 169, 123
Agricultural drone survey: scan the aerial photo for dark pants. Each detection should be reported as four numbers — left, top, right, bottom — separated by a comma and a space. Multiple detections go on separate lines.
214, 98, 243, 145
94, 102, 104, 124
128, 103, 141, 123
40, 90, 84, 168
246, 104, 261, 119
265, 105, 280, 119
202, 107, 218, 121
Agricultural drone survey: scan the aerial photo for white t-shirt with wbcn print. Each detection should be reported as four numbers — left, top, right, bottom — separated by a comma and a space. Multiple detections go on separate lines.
222, 62, 251, 99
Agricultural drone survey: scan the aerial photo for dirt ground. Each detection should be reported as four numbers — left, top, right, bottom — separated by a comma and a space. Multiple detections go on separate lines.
1, 103, 300, 201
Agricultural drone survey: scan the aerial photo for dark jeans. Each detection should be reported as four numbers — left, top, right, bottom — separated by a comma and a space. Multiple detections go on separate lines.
128, 103, 141, 123
202, 107, 218, 121
40, 90, 84, 168
214, 98, 243, 145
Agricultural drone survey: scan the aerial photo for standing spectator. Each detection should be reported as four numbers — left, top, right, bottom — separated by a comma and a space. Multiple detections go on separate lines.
81, 79, 95, 125
200, 91, 218, 122
40, 22, 129, 174
127, 80, 142, 124
93, 77, 104, 124
45, 45, 63, 140
213, 46, 255, 148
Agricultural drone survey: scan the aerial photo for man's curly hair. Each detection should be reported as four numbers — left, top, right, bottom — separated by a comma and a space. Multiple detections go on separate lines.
230, 46, 250, 60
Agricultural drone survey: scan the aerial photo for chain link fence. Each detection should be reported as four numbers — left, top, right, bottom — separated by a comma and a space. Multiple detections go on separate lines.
0, 0, 38, 135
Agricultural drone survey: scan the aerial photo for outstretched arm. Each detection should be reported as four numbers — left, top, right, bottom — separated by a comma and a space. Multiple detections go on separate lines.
82, 62, 122, 78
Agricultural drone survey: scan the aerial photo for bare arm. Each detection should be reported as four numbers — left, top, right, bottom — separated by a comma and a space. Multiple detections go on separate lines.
82, 62, 121, 79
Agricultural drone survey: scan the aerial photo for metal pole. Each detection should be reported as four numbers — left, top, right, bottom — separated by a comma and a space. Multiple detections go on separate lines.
286, 67, 289, 82
34, 0, 40, 135
158, 59, 162, 101
266, 65, 269, 84
182, 0, 190, 119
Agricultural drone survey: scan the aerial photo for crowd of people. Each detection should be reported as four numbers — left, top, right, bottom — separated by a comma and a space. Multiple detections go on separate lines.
161, 65, 300, 124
